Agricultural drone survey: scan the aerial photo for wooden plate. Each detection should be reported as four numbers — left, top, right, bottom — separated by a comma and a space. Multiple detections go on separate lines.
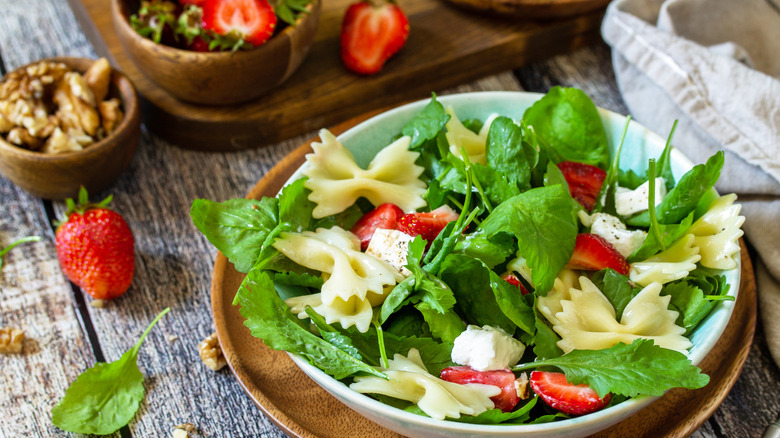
211, 118, 757, 438
443, 0, 612, 19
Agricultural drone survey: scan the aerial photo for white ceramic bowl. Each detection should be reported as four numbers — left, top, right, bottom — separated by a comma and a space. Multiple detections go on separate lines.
286, 91, 740, 437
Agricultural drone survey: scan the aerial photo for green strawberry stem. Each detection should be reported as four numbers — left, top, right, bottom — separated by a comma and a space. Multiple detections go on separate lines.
56, 187, 113, 228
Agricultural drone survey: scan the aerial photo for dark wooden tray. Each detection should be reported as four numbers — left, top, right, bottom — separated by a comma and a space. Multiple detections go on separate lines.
210, 113, 757, 437
66, 0, 606, 151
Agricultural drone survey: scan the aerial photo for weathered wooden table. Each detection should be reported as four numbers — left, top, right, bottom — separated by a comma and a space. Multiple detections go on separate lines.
1, 1, 779, 437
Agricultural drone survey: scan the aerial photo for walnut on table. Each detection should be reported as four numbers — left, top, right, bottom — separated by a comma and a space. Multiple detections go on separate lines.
0, 58, 123, 153
0, 327, 25, 354
172, 423, 196, 438
198, 332, 227, 371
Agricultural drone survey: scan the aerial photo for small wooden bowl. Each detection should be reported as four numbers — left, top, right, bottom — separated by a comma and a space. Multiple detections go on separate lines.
443, 0, 611, 19
112, 0, 322, 106
0, 57, 141, 200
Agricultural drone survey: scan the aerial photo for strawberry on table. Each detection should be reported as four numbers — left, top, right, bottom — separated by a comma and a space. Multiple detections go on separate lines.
201, 0, 277, 47
441, 366, 522, 412
557, 161, 606, 212
529, 371, 611, 416
55, 188, 135, 300
397, 205, 459, 243
567, 233, 630, 275
351, 203, 405, 251
340, 0, 409, 75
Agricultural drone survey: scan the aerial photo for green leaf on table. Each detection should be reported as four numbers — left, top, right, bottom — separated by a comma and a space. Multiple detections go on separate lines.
0, 235, 40, 271
513, 338, 709, 398
522, 86, 610, 169
51, 308, 170, 435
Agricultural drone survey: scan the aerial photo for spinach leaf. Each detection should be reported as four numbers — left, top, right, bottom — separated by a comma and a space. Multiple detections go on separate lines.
627, 212, 694, 263
402, 94, 451, 149
454, 230, 516, 269
513, 338, 709, 398
52, 308, 170, 435
522, 86, 610, 169
235, 267, 385, 379
589, 269, 641, 320
486, 116, 532, 191
664, 270, 731, 335
532, 305, 563, 360
449, 398, 538, 424
479, 185, 578, 293
415, 303, 466, 344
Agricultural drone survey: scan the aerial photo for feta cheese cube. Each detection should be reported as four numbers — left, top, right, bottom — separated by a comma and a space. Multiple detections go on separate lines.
365, 229, 414, 277
589, 213, 647, 257
451, 325, 525, 371
615, 177, 667, 216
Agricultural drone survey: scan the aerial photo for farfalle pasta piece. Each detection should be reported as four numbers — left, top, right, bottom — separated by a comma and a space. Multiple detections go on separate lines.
629, 234, 701, 287
543, 276, 691, 354
273, 226, 403, 332
536, 268, 578, 326
302, 129, 427, 218
350, 348, 499, 420
688, 194, 744, 270
445, 107, 498, 165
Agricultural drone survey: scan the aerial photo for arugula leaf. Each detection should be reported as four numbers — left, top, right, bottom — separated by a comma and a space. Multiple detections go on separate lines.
664, 270, 731, 335
513, 339, 709, 398
402, 94, 451, 149
627, 212, 694, 263
449, 397, 538, 424
479, 185, 578, 293
52, 308, 170, 435
415, 302, 466, 344
0, 235, 40, 271
235, 267, 385, 379
486, 116, 532, 191
628, 151, 724, 227
522, 86, 610, 169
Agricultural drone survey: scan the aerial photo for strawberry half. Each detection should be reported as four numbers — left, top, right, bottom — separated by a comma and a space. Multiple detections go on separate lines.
441, 366, 521, 412
567, 233, 630, 275
529, 371, 611, 416
201, 0, 276, 47
340, 0, 409, 75
55, 188, 135, 300
351, 203, 405, 250
500, 273, 530, 295
397, 205, 459, 243
557, 161, 606, 211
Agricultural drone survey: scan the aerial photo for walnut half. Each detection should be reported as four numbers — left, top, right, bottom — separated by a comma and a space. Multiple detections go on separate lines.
0, 327, 25, 354
198, 332, 227, 371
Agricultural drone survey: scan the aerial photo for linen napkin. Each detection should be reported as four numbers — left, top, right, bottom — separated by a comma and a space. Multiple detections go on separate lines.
601, 0, 780, 365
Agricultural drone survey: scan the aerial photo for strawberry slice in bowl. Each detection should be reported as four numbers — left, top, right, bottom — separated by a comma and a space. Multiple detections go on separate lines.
567, 233, 630, 275
529, 371, 611, 416
202, 0, 277, 47
397, 205, 459, 243
351, 203, 405, 250
441, 366, 522, 413
558, 161, 606, 212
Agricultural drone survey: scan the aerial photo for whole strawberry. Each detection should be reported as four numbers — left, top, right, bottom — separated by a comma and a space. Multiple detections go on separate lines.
55, 188, 135, 300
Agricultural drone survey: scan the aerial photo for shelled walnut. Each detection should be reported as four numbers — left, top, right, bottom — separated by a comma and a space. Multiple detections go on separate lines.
0, 58, 123, 154
198, 332, 227, 371
0, 327, 25, 354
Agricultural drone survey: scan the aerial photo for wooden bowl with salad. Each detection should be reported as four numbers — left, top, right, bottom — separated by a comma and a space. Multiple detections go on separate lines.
111, 0, 321, 105
200, 90, 744, 436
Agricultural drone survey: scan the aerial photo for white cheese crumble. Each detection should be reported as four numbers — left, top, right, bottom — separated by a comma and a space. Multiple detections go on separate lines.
365, 228, 414, 277
589, 213, 647, 257
615, 177, 667, 216
451, 325, 525, 371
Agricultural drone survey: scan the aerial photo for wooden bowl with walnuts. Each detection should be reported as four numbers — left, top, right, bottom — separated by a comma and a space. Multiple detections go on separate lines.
111, 0, 322, 106
0, 57, 141, 200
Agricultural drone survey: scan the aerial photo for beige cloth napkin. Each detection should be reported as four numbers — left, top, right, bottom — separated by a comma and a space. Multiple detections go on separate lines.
601, 0, 780, 365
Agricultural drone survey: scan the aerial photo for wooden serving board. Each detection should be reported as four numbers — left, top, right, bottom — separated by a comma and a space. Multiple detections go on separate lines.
66, 0, 606, 151
211, 113, 757, 437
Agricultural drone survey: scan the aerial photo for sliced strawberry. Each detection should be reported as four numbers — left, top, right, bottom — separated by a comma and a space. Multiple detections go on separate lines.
558, 161, 606, 211
351, 203, 404, 250
397, 205, 459, 243
201, 0, 276, 47
500, 273, 530, 295
567, 233, 630, 275
188, 35, 212, 52
440, 366, 520, 412
340, 0, 409, 75
529, 371, 611, 416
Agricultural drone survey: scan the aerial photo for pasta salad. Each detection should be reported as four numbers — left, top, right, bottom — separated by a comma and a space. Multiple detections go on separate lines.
191, 87, 743, 424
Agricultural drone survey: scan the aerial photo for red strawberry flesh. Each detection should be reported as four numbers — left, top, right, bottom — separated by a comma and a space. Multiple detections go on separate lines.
201, 0, 276, 46
351, 203, 404, 250
529, 371, 611, 416
440, 366, 521, 412
396, 205, 459, 242
558, 161, 606, 211
340, 0, 409, 75
500, 273, 531, 295
567, 233, 630, 275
